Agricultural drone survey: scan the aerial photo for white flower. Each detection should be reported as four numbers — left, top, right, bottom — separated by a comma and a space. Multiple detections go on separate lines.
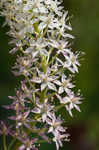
31, 68, 58, 91
44, 0, 63, 16
24, 38, 48, 58
46, 113, 65, 135
18, 133, 37, 150
57, 74, 75, 94
32, 98, 54, 122
38, 14, 59, 31
53, 130, 69, 150
56, 91, 82, 117
49, 39, 69, 55
56, 57, 71, 70
65, 91, 82, 117
56, 50, 80, 73
58, 13, 73, 38
64, 51, 80, 73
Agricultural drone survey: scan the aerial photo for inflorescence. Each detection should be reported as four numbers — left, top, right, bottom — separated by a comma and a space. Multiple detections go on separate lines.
0, 0, 83, 150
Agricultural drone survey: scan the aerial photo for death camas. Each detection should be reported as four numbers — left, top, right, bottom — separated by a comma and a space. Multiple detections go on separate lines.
0, 0, 82, 150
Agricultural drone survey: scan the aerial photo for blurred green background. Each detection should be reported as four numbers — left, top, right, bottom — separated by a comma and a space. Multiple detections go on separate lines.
0, 0, 99, 150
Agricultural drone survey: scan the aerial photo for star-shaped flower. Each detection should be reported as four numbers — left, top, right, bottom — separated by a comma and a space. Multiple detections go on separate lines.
56, 91, 82, 117
56, 74, 75, 94
31, 68, 59, 91
32, 98, 54, 122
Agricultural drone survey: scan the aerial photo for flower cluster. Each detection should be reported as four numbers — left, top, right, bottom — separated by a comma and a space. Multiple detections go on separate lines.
0, 0, 83, 150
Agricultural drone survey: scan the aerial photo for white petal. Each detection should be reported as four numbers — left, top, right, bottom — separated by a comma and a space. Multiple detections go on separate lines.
74, 104, 81, 112
56, 58, 63, 65
46, 118, 52, 125
73, 64, 78, 72
41, 83, 47, 91
18, 145, 25, 150
24, 47, 33, 53
38, 22, 46, 30
69, 110, 73, 117
66, 105, 73, 117
57, 126, 65, 132
40, 49, 48, 56
61, 74, 66, 82
62, 97, 69, 103
31, 78, 41, 83
69, 103, 73, 110
47, 112, 55, 120
32, 108, 41, 114
64, 88, 70, 94
64, 33, 74, 39
55, 140, 59, 150
42, 114, 47, 122
58, 87, 64, 94
53, 80, 61, 86
48, 127, 54, 133
48, 82, 57, 91
56, 94, 63, 103
32, 51, 38, 58
59, 140, 63, 147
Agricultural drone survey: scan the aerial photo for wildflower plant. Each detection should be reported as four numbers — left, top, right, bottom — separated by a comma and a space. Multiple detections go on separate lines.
0, 0, 83, 150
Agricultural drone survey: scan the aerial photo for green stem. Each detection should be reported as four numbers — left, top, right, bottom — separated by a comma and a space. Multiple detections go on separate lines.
25, 126, 48, 134
41, 25, 48, 38
36, 139, 51, 144
47, 33, 61, 65
24, 75, 34, 89
3, 134, 7, 150
8, 138, 16, 150
32, 92, 36, 105
48, 53, 58, 65
47, 92, 56, 98
47, 47, 54, 63
54, 104, 65, 111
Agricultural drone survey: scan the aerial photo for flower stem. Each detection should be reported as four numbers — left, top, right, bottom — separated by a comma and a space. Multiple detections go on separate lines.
3, 134, 7, 150
54, 104, 65, 111
8, 138, 16, 150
